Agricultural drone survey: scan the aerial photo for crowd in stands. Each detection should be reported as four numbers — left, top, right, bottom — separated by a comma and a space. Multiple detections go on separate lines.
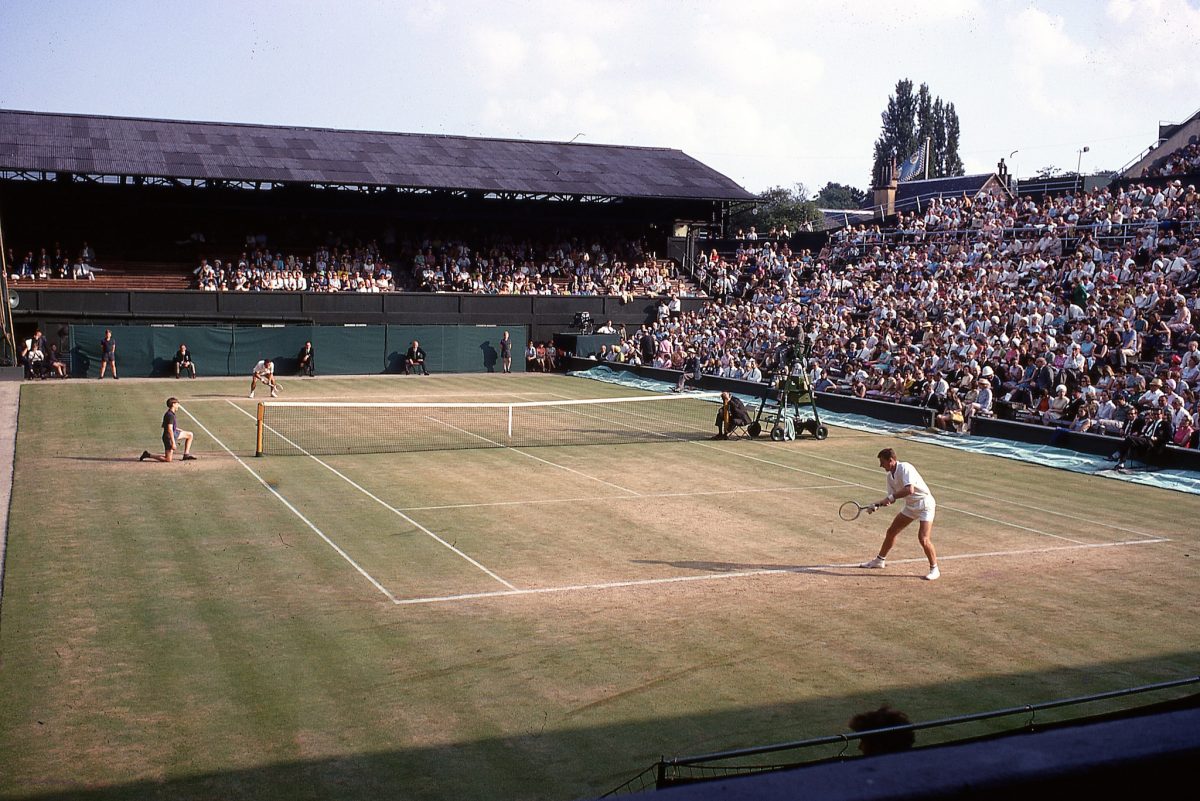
7, 243, 98, 281
190, 235, 688, 298
598, 181, 1200, 449
194, 242, 397, 292
411, 235, 682, 297
1144, 140, 1200, 178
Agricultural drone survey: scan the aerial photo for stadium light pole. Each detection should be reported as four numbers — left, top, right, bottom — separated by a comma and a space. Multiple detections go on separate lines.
1076, 146, 1090, 194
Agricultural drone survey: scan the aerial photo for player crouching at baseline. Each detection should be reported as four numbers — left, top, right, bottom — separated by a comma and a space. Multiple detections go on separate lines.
140, 397, 196, 462
249, 358, 278, 398
859, 448, 940, 581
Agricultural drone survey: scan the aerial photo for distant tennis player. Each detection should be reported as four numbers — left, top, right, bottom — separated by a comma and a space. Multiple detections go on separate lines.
249, 358, 278, 398
140, 396, 196, 462
859, 448, 940, 580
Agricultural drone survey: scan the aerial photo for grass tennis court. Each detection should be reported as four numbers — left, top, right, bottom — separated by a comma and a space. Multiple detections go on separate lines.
1, 373, 1197, 800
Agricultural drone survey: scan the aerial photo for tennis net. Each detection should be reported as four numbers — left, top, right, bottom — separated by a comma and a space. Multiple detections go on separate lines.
255, 393, 725, 456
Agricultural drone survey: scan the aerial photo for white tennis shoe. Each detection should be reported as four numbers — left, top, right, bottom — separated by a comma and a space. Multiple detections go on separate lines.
248, 391, 255, 398
925, 565, 940, 581
860, 556, 886, 569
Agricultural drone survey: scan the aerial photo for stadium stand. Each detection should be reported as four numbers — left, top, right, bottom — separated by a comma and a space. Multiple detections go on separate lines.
596, 181, 1200, 446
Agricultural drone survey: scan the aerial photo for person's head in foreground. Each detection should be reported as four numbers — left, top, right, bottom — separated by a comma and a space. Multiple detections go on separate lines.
849, 705, 915, 756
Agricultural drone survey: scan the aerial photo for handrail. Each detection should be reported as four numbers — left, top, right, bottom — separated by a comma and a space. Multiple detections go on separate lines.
664, 675, 1200, 768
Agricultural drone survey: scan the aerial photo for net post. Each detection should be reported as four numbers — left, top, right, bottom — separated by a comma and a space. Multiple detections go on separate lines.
255, 402, 265, 456
507, 405, 513, 439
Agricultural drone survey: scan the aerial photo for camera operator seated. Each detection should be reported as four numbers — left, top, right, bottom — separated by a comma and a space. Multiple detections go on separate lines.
712, 391, 751, 440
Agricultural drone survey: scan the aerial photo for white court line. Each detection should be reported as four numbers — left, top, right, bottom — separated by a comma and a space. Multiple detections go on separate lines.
189, 392, 547, 403
178, 404, 400, 603
423, 414, 642, 496
400, 484, 849, 512
228, 401, 517, 590
393, 537, 1170, 605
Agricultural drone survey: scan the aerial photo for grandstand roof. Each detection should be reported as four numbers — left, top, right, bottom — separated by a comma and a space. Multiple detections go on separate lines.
0, 109, 754, 202
895, 173, 1007, 206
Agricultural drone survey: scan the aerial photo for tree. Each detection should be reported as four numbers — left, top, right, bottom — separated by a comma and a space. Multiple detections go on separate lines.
930, 98, 948, 178
730, 184, 823, 234
916, 83, 934, 154
815, 182, 868, 209
870, 79, 965, 185
871, 79, 918, 187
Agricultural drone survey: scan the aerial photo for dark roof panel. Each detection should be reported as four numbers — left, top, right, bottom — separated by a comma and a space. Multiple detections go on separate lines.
0, 109, 754, 201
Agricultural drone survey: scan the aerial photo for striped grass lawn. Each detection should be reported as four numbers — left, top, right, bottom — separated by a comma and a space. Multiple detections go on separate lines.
1, 374, 1197, 800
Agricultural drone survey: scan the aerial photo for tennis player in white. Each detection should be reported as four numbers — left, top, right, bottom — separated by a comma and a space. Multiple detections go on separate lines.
249, 359, 277, 398
860, 448, 940, 580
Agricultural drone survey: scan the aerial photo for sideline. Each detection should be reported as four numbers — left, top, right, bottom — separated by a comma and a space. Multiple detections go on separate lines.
0, 383, 20, 614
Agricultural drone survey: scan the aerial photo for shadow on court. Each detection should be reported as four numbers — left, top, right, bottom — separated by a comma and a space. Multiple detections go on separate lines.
4, 654, 1194, 801
631, 558, 906, 578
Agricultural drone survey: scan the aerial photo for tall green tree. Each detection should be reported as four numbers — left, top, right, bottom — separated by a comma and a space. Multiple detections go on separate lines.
930, 99, 948, 178
942, 102, 964, 177
871, 79, 918, 186
815, 182, 868, 209
916, 83, 934, 152
730, 184, 823, 234
870, 79, 965, 185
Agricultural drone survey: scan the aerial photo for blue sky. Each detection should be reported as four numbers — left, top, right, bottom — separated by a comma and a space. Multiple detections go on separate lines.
1, 0, 1197, 192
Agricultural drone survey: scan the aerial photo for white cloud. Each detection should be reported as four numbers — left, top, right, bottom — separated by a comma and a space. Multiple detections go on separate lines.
536, 31, 609, 85
1098, 0, 1200, 93
1005, 8, 1088, 117
466, 26, 530, 90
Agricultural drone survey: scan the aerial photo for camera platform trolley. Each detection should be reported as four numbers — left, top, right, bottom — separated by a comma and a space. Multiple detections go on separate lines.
747, 342, 828, 441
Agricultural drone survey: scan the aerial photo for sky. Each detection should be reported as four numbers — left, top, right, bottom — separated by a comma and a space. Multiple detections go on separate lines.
1, 0, 1198, 194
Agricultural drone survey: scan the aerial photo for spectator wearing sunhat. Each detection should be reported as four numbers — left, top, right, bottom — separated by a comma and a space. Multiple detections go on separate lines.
1138, 378, 1165, 409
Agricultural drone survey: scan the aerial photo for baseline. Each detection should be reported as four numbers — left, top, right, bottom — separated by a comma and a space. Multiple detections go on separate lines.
394, 537, 1169, 606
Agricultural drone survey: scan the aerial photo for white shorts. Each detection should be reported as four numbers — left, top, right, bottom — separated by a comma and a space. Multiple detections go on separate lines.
900, 500, 936, 522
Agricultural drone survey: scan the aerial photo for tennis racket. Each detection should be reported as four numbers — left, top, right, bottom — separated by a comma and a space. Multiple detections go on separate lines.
838, 501, 878, 521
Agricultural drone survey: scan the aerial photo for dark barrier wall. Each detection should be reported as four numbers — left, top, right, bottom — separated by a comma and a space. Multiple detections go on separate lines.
17, 290, 707, 345
553, 333, 623, 357
69, 324, 527, 378
970, 415, 1200, 471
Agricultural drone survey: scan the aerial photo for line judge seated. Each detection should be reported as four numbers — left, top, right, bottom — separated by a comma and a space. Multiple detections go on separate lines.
713, 391, 751, 440
404, 340, 430, 375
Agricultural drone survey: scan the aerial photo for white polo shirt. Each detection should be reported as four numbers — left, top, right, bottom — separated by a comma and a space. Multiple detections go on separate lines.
887, 461, 934, 510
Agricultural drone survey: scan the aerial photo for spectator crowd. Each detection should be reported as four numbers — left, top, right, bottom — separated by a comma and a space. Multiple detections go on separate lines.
595, 180, 1200, 449
189, 234, 690, 298
7, 242, 98, 281
1144, 139, 1200, 179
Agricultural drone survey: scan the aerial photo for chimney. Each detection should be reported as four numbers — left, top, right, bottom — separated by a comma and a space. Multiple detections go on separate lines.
873, 157, 897, 219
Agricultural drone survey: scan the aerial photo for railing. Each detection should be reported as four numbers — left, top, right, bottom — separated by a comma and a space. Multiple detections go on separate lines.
602, 676, 1200, 795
